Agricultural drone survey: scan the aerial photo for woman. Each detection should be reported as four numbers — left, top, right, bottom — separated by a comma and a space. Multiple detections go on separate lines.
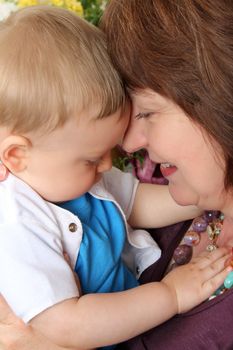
100, 1, 233, 349
1, 0, 233, 349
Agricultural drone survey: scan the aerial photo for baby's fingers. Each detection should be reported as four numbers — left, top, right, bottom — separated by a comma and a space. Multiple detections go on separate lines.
201, 265, 232, 299
194, 247, 232, 298
192, 246, 230, 269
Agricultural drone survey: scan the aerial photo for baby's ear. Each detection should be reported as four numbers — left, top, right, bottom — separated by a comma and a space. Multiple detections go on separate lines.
0, 135, 31, 173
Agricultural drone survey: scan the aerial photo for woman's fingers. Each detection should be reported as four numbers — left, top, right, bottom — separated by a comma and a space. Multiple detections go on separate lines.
0, 294, 20, 325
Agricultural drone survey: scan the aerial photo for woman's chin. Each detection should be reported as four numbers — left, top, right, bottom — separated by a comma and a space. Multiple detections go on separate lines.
168, 184, 197, 207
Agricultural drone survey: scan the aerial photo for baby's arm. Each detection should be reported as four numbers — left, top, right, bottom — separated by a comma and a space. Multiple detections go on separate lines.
129, 183, 202, 228
29, 247, 230, 349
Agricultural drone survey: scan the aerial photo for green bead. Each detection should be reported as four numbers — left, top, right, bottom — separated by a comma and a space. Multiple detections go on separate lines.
214, 284, 225, 295
224, 271, 233, 289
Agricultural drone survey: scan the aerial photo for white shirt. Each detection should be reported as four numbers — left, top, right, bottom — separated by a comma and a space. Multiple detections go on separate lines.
0, 167, 161, 322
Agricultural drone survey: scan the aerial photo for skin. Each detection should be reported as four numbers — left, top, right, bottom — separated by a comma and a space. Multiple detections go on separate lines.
0, 102, 231, 349
0, 102, 203, 227
124, 89, 232, 215
0, 107, 127, 202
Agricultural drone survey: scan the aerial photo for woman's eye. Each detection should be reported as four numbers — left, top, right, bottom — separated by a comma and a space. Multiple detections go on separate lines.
134, 112, 153, 120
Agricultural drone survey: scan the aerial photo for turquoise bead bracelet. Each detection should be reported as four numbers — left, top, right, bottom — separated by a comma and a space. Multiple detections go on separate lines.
224, 271, 233, 289
209, 271, 233, 300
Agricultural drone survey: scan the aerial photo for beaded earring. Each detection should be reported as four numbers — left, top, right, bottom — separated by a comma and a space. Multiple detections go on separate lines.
0, 160, 9, 181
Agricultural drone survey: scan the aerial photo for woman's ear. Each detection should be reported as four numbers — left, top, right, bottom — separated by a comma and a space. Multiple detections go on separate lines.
0, 135, 31, 173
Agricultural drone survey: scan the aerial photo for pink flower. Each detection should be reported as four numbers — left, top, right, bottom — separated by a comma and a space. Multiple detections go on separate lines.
135, 152, 168, 185
113, 147, 168, 185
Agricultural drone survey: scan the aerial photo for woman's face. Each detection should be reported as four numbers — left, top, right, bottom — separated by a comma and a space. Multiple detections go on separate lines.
123, 88, 229, 212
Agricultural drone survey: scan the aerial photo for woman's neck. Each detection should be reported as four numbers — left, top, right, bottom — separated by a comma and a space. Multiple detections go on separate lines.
217, 216, 233, 247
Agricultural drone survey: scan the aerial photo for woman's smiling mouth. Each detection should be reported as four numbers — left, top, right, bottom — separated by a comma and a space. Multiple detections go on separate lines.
160, 162, 177, 177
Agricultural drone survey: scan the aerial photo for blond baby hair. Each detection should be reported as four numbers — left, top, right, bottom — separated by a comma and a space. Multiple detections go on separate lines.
0, 5, 125, 134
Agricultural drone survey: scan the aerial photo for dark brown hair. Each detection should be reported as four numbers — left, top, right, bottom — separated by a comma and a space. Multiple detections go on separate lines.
101, 0, 233, 188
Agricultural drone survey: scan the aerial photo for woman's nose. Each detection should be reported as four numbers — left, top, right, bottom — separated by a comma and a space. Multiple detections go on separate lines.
122, 118, 147, 153
97, 152, 112, 173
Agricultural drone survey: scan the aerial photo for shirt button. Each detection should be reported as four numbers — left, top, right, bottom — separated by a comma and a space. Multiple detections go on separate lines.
69, 223, 77, 232
136, 266, 140, 275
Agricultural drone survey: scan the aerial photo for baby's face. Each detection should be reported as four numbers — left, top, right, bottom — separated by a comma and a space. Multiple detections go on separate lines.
19, 106, 129, 202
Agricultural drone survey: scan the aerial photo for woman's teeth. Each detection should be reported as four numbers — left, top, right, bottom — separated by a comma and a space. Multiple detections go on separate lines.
161, 162, 174, 168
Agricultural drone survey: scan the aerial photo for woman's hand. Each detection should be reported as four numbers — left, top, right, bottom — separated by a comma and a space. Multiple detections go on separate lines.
162, 246, 232, 314
0, 295, 66, 350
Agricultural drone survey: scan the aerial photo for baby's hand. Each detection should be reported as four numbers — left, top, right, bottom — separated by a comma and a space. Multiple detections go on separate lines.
162, 247, 231, 314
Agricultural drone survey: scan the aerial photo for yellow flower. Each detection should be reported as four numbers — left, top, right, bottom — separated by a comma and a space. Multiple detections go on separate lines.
64, 0, 83, 16
17, 0, 39, 7
16, 0, 84, 17
50, 0, 65, 8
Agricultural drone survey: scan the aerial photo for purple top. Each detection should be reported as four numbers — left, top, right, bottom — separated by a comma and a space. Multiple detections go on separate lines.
118, 220, 233, 350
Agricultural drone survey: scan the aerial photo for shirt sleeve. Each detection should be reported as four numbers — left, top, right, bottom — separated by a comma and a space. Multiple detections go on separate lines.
0, 218, 79, 323
103, 168, 161, 278
102, 167, 139, 219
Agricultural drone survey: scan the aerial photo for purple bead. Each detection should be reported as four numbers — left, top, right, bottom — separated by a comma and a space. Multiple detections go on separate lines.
183, 231, 200, 246
173, 244, 193, 265
192, 217, 208, 233
203, 211, 220, 223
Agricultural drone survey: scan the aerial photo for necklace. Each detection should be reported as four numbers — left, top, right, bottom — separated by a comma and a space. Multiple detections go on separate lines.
172, 211, 223, 266
171, 211, 233, 299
